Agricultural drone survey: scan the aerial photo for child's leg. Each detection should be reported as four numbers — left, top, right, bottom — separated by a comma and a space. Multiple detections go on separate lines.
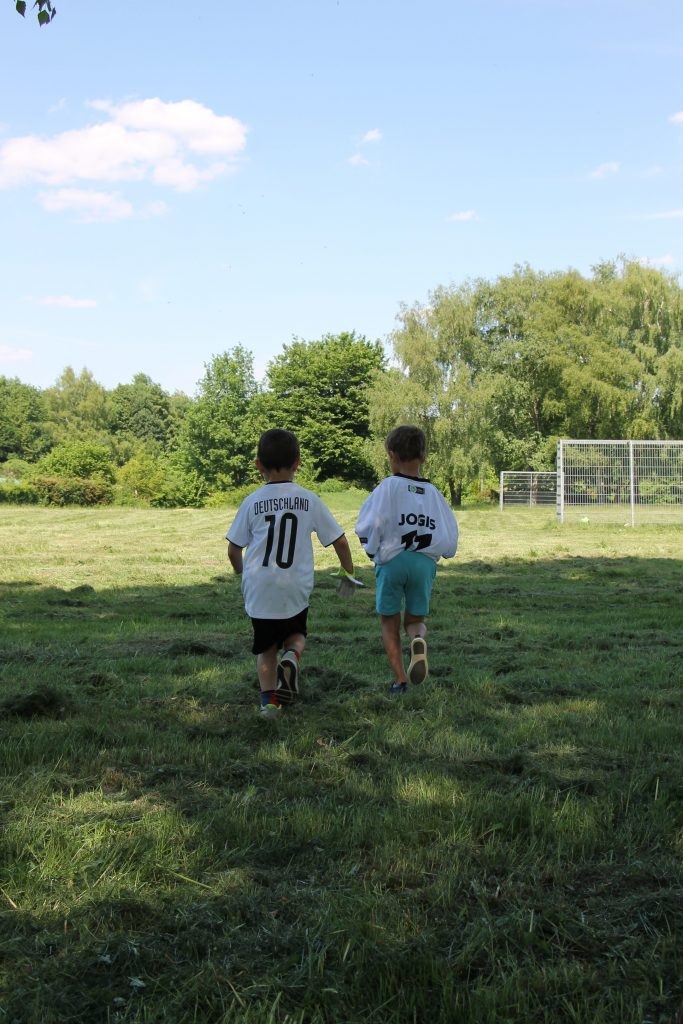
277, 631, 306, 705
404, 613, 429, 685
381, 613, 408, 685
403, 553, 436, 685
404, 612, 426, 641
256, 644, 279, 694
282, 632, 305, 658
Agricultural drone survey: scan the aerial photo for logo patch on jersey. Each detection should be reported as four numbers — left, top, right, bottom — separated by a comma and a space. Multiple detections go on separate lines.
408, 484, 425, 494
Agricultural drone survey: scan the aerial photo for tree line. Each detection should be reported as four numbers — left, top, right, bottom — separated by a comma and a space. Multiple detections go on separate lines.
1, 258, 681, 508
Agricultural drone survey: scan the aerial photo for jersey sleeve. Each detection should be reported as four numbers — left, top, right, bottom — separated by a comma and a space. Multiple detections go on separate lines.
226, 499, 251, 548
311, 495, 345, 547
435, 489, 459, 558
354, 486, 383, 559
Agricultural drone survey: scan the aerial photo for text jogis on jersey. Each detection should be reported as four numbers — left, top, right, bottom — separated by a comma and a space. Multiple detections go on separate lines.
398, 513, 436, 529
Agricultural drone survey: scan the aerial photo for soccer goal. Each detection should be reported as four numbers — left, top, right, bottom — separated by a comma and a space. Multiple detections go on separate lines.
499, 471, 557, 509
556, 440, 683, 525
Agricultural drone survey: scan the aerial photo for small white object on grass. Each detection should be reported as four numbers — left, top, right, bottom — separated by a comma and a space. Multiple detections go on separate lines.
330, 569, 365, 598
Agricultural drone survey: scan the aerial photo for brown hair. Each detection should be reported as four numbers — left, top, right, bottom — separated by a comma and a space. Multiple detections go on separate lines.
385, 425, 426, 462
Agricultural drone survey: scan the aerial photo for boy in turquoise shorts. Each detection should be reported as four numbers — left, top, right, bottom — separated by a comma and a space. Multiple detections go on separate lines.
355, 425, 459, 694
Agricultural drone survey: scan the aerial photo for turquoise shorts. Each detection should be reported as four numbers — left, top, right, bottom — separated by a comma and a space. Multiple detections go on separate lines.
375, 550, 437, 617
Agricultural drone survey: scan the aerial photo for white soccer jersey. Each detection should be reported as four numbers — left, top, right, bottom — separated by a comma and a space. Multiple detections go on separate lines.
227, 482, 344, 619
355, 474, 459, 566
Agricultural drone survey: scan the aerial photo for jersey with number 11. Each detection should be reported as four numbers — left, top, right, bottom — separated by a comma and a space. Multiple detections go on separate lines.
226, 481, 344, 619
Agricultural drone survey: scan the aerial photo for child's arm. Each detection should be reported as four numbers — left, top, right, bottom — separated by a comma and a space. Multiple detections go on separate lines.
331, 534, 354, 575
227, 542, 243, 575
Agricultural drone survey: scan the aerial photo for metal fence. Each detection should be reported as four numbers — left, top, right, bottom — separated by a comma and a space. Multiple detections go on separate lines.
499, 471, 557, 509
556, 439, 683, 525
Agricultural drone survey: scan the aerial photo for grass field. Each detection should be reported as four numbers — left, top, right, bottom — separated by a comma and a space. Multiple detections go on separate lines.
1, 502, 682, 1024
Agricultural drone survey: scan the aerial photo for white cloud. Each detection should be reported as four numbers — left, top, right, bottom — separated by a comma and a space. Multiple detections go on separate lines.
447, 210, 478, 222
151, 156, 228, 192
589, 161, 620, 179
361, 128, 382, 144
348, 153, 369, 166
669, 111, 683, 123
141, 200, 169, 218
36, 295, 97, 308
38, 188, 135, 222
639, 254, 677, 268
0, 345, 32, 363
642, 209, 683, 220
0, 97, 247, 199
90, 98, 246, 155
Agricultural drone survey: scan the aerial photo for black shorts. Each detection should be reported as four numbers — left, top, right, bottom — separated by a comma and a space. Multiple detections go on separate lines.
250, 608, 308, 655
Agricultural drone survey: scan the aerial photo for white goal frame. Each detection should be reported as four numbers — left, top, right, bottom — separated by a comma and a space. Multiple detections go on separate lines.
556, 439, 683, 525
499, 471, 557, 509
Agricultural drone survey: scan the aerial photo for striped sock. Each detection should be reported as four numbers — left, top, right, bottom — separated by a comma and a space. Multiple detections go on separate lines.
261, 691, 280, 707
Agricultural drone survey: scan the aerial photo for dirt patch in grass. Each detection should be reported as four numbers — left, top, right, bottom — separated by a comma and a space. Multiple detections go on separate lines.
0, 686, 69, 719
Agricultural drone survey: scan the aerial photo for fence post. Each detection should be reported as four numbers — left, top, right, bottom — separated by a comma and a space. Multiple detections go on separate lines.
556, 441, 564, 523
629, 441, 636, 527
499, 472, 504, 511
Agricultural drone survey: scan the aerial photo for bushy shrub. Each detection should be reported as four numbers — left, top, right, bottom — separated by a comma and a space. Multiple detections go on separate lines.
205, 484, 260, 508
115, 451, 168, 504
0, 457, 37, 481
38, 440, 115, 483
149, 469, 208, 508
33, 476, 113, 507
317, 477, 348, 494
0, 481, 40, 504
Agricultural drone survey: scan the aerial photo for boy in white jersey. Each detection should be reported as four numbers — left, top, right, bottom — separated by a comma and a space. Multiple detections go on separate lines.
355, 425, 458, 694
227, 429, 354, 717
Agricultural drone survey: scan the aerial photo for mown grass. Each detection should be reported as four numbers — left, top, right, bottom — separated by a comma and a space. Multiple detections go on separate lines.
1, 504, 682, 1024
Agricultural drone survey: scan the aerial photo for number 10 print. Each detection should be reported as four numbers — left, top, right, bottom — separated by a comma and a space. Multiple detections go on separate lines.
262, 513, 299, 568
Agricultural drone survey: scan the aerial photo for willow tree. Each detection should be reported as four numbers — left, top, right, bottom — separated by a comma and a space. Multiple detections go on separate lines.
369, 282, 491, 506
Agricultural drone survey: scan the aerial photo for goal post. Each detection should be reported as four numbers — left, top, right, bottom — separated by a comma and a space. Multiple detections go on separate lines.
499, 471, 557, 509
556, 439, 683, 525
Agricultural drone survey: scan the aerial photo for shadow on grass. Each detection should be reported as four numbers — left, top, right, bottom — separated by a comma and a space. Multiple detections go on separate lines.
1, 558, 683, 1022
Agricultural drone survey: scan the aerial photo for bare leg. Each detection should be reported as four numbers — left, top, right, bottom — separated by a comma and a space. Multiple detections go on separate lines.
381, 613, 408, 684
405, 613, 428, 684
276, 632, 306, 704
256, 645, 278, 693
282, 632, 306, 658
404, 612, 426, 641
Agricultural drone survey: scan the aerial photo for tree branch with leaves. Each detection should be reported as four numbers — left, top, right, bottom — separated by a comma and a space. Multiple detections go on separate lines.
14, 0, 55, 26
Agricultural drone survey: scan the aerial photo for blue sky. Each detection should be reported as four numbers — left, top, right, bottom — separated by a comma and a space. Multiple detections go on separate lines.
1, 0, 682, 395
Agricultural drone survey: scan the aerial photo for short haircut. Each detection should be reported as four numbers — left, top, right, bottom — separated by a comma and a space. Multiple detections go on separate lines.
385, 425, 427, 462
257, 429, 300, 471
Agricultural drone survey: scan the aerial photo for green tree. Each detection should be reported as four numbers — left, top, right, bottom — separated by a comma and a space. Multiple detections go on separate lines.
178, 346, 259, 489
591, 258, 683, 437
370, 285, 491, 505
38, 438, 115, 482
372, 259, 683, 501
260, 332, 385, 482
110, 374, 174, 447
0, 377, 51, 461
477, 266, 643, 466
13, 0, 55, 26
44, 367, 112, 443
115, 450, 169, 503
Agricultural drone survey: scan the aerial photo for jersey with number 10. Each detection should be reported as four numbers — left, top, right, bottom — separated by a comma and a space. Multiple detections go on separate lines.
226, 481, 344, 619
